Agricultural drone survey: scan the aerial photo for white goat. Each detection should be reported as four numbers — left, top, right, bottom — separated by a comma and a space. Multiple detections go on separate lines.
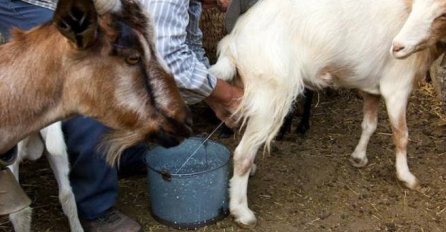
210, 0, 446, 227
8, 122, 82, 232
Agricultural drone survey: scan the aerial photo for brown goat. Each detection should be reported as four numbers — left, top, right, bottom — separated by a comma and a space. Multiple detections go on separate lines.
0, 0, 192, 164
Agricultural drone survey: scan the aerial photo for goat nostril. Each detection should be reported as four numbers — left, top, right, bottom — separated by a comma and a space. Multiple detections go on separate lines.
392, 43, 405, 53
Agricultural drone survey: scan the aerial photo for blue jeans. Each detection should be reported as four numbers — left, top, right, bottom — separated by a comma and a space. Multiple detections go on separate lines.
63, 117, 147, 220
0, 1, 146, 220
0, 0, 52, 38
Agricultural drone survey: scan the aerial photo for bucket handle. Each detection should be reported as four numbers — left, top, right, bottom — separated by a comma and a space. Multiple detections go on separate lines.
160, 169, 172, 182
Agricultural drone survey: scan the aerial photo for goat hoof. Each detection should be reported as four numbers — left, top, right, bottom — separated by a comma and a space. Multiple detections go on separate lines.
402, 177, 421, 191
231, 206, 257, 229
235, 219, 257, 229
232, 212, 257, 229
349, 157, 368, 168
397, 170, 420, 191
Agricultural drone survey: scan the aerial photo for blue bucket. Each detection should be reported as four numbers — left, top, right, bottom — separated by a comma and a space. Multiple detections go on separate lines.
145, 137, 230, 229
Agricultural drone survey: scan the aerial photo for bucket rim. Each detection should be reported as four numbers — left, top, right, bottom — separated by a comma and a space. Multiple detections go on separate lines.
146, 137, 231, 177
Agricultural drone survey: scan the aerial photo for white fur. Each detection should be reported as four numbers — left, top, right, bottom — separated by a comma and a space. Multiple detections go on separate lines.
210, 0, 444, 226
8, 122, 83, 232
94, 0, 122, 15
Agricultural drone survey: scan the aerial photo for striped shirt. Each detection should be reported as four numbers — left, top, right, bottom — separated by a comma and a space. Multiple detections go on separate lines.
141, 0, 217, 104
24, 0, 216, 104
21, 0, 56, 10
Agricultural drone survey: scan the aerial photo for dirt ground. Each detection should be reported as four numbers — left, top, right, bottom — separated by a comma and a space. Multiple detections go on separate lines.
1, 83, 445, 232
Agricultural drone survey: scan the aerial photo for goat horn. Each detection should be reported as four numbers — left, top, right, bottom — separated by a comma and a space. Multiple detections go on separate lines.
94, 0, 122, 15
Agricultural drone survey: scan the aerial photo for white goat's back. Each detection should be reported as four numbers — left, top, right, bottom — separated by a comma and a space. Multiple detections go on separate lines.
218, 0, 415, 86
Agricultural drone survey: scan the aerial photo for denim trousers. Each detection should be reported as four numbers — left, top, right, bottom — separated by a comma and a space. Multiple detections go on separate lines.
0, 0, 52, 38
0, 0, 146, 220
63, 117, 147, 219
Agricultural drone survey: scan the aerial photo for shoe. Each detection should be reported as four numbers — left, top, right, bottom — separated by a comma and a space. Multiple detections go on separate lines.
81, 208, 143, 232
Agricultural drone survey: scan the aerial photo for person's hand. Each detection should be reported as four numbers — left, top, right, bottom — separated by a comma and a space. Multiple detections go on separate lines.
205, 79, 242, 128
217, 0, 231, 11
201, 0, 232, 11
201, 0, 215, 9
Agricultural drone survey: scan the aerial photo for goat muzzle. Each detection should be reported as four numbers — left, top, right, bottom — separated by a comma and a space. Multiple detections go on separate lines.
152, 108, 193, 148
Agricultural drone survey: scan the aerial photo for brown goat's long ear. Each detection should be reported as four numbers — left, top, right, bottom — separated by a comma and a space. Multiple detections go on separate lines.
53, 0, 98, 49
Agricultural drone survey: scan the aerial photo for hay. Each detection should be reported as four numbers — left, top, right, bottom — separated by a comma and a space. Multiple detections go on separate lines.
417, 82, 446, 124
200, 8, 226, 63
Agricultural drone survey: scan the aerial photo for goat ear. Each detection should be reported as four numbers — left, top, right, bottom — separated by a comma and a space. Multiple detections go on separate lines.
53, 0, 98, 49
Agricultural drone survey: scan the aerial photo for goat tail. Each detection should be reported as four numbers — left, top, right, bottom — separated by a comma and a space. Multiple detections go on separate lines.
209, 35, 237, 81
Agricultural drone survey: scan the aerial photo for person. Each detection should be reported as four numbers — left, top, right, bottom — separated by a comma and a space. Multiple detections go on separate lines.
0, 0, 242, 231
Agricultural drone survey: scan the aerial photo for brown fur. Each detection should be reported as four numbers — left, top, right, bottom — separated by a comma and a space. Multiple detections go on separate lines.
319, 64, 355, 81
0, 0, 191, 163
391, 109, 409, 152
403, 0, 413, 11
428, 9, 446, 47
360, 92, 380, 123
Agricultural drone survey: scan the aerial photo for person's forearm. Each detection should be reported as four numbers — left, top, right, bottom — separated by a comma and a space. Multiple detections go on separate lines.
204, 79, 243, 127
144, 0, 217, 104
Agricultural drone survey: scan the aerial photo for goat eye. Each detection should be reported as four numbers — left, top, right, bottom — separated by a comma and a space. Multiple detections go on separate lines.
440, 13, 446, 19
125, 55, 140, 65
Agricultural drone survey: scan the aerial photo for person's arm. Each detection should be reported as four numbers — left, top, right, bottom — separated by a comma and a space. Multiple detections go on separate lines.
205, 79, 242, 128
145, 1, 216, 104
144, 1, 242, 125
